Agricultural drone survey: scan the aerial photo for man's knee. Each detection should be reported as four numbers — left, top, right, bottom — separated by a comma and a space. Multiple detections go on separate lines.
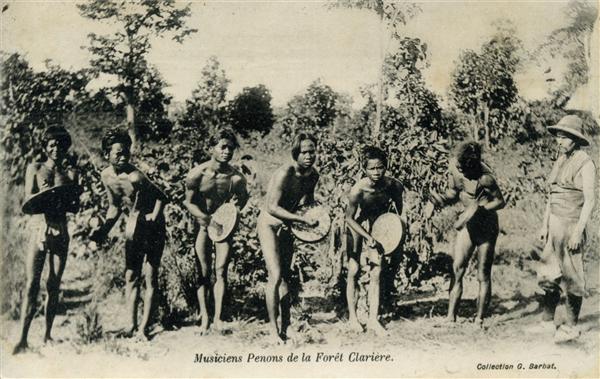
370, 266, 382, 283
215, 265, 228, 282
539, 278, 561, 294
125, 270, 141, 286
25, 280, 41, 298
267, 267, 282, 286
476, 271, 490, 283
46, 276, 61, 294
347, 259, 359, 278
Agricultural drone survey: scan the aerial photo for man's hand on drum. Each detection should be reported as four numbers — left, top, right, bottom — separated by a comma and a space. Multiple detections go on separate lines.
367, 236, 381, 251
302, 216, 319, 228
197, 213, 212, 227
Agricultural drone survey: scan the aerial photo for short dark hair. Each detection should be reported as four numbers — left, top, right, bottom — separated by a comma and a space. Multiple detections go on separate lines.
101, 128, 132, 154
291, 132, 318, 160
209, 128, 239, 149
42, 126, 71, 150
455, 141, 481, 170
362, 145, 387, 168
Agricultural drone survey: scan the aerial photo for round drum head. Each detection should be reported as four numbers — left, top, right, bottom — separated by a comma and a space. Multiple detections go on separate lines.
371, 213, 404, 255
22, 184, 83, 215
208, 203, 239, 242
291, 203, 332, 243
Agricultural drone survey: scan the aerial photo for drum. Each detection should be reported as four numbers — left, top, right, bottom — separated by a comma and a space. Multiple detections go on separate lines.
22, 183, 83, 215
371, 212, 404, 255
291, 203, 332, 243
208, 203, 239, 242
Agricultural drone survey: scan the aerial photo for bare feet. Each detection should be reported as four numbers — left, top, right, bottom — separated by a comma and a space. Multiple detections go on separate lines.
348, 318, 364, 333
269, 332, 286, 345
135, 330, 150, 342
473, 317, 484, 329
43, 336, 62, 345
366, 319, 389, 336
213, 319, 225, 331
12, 341, 28, 355
433, 317, 457, 328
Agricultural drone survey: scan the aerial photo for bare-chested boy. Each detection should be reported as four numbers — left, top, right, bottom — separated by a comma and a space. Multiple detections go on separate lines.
536, 115, 595, 342
13, 126, 80, 354
430, 141, 505, 327
345, 146, 404, 336
183, 128, 249, 334
91, 129, 169, 340
257, 133, 319, 344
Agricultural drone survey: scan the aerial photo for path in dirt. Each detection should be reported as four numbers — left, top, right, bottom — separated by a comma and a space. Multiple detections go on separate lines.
2, 254, 598, 377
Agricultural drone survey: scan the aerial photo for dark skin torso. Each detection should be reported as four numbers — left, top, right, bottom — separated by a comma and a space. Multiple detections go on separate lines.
102, 164, 160, 215
277, 167, 319, 212
26, 162, 78, 220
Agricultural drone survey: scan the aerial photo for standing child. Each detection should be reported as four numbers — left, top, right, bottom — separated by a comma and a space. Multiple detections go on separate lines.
430, 141, 505, 327
536, 115, 595, 342
344, 146, 404, 336
13, 126, 80, 354
183, 128, 249, 334
91, 129, 169, 340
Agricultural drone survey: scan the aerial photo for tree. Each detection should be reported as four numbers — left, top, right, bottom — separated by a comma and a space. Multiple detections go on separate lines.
78, 0, 197, 148
384, 37, 442, 133
179, 56, 230, 132
536, 1, 598, 109
283, 79, 340, 133
449, 24, 522, 147
227, 84, 274, 137
330, 1, 421, 138
136, 66, 173, 141
1, 53, 90, 184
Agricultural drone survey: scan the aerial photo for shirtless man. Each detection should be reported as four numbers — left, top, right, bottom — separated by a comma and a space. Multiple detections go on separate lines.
183, 128, 249, 334
91, 129, 169, 340
536, 115, 595, 342
345, 146, 404, 336
257, 133, 319, 344
13, 126, 80, 354
430, 141, 505, 327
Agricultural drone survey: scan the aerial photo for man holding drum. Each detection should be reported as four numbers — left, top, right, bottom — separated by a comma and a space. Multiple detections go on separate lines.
257, 133, 320, 344
430, 141, 505, 328
91, 129, 169, 341
344, 146, 404, 336
184, 128, 249, 334
13, 126, 80, 354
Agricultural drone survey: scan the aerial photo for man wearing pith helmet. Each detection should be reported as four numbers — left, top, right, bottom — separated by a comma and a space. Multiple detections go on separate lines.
536, 115, 596, 343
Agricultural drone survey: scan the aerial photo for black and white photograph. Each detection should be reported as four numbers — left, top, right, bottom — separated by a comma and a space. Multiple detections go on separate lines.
1, 0, 598, 377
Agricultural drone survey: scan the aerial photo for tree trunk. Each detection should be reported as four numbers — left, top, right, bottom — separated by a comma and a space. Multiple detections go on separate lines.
482, 103, 490, 148
374, 11, 386, 142
374, 69, 384, 140
471, 113, 478, 141
126, 102, 137, 150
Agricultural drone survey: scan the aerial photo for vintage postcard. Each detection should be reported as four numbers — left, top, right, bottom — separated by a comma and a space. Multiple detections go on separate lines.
1, 0, 598, 377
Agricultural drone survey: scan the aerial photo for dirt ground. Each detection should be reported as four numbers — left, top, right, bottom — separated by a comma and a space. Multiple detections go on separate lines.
2, 237, 599, 378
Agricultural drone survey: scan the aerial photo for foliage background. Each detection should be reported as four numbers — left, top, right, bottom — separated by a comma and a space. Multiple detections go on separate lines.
1, 0, 598, 331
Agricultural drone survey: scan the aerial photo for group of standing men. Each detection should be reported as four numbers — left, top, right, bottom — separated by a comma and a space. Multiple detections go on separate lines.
12, 115, 596, 353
